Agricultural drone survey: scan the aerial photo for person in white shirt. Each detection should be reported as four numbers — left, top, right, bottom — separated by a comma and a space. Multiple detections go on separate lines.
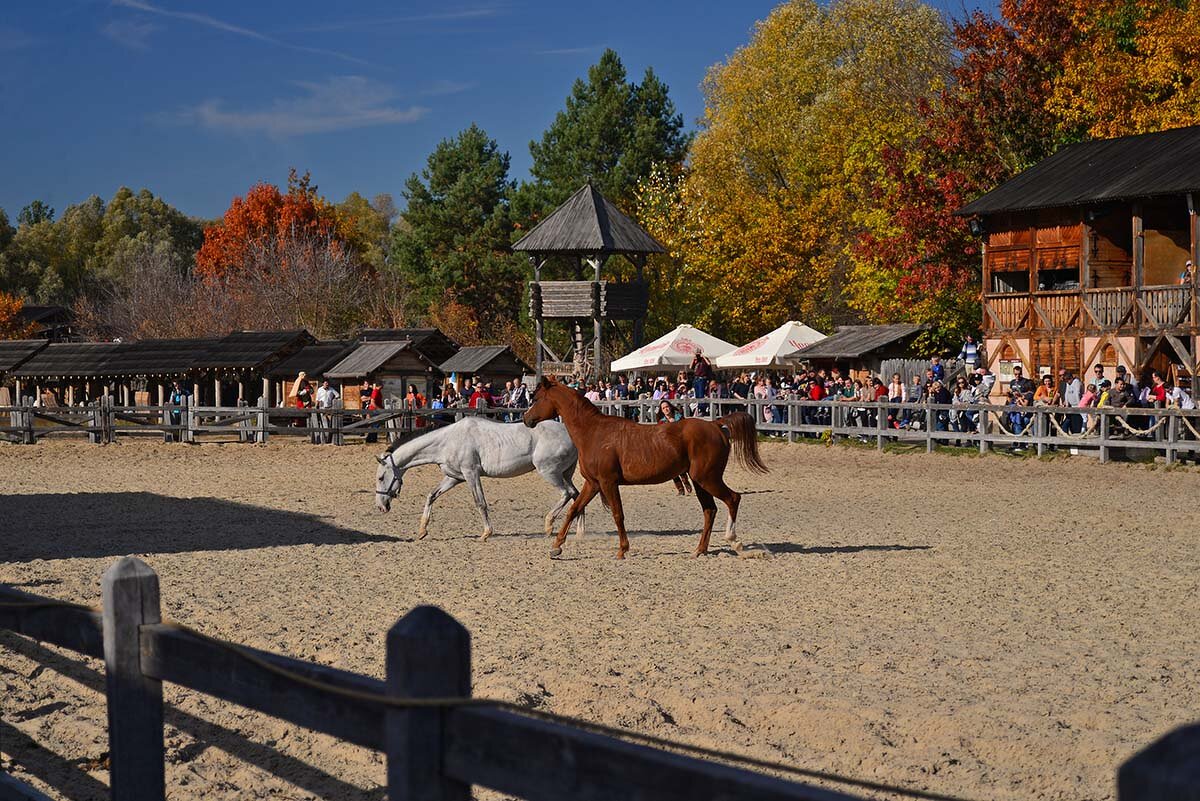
315, 379, 339, 444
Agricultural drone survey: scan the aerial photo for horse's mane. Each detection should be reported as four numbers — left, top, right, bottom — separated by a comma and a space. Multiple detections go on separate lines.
546, 381, 602, 417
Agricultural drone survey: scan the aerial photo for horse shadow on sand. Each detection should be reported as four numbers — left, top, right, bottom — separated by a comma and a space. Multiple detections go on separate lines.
0, 492, 401, 563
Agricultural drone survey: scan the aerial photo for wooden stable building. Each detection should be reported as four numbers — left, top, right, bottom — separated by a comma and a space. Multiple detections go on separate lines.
959, 125, 1200, 390
438, 345, 532, 387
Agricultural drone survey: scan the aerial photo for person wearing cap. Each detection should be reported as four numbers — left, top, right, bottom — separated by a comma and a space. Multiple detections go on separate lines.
1097, 379, 1113, 407
1179, 259, 1194, 285
1115, 364, 1138, 396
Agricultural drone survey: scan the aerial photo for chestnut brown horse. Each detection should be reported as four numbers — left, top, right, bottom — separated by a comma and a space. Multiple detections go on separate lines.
523, 377, 768, 558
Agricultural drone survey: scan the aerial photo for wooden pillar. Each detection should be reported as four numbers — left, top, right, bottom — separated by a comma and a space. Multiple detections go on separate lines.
591, 255, 603, 377
122, 384, 130, 406
1190, 193, 1198, 270
1080, 210, 1092, 290
237, 378, 245, 402
67, 384, 75, 406
1133, 202, 1145, 289
262, 377, 270, 406
102, 557, 166, 801
192, 381, 200, 405
213, 377, 221, 407
13, 378, 21, 403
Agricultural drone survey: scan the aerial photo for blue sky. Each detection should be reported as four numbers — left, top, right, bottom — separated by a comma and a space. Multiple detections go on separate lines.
0, 0, 993, 220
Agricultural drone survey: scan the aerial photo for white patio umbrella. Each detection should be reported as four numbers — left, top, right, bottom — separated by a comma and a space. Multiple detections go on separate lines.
609, 324, 736, 372
714, 321, 827, 369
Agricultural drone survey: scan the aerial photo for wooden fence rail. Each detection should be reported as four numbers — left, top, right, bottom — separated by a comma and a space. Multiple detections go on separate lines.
2, 396, 1199, 465
1, 558, 1194, 800
2, 558, 862, 801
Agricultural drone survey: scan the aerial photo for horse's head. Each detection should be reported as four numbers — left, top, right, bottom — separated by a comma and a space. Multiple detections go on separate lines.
374, 452, 403, 512
523, 376, 562, 428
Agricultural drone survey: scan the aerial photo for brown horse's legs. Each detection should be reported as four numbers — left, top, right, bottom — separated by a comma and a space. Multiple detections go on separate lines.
551, 479, 598, 557
693, 485, 718, 556
692, 476, 742, 551
599, 481, 630, 559
680, 473, 694, 494
672, 476, 686, 496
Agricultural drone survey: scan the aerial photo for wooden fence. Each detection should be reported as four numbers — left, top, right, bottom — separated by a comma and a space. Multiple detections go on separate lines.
1, 558, 1194, 801
3, 395, 1200, 465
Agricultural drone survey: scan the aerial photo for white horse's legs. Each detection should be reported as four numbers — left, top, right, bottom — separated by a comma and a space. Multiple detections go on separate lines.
418, 475, 462, 540
539, 467, 580, 536
465, 472, 494, 541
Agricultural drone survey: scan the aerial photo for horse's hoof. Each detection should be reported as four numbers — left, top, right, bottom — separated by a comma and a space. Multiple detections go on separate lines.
480, 530, 493, 542
549, 547, 562, 558
693, 550, 707, 558
416, 529, 429, 541
616, 551, 627, 560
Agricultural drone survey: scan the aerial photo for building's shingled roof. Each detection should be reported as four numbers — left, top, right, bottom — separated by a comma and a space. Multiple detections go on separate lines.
511, 183, 665, 255
438, 345, 531, 375
0, 339, 49, 374
325, 342, 419, 379
10, 342, 121, 378
99, 338, 221, 376
189, 330, 314, 370
790, 325, 923, 360
958, 125, 1200, 216
266, 341, 357, 380
357, 328, 460, 365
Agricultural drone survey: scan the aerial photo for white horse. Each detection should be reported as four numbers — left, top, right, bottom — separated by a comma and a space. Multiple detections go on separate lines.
374, 417, 583, 541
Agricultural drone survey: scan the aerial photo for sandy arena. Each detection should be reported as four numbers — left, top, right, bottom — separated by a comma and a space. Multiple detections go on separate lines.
0, 438, 1197, 800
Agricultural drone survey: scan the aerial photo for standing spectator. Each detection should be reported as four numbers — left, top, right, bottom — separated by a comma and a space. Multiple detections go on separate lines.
1115, 365, 1137, 396
886, 372, 906, 429
316, 378, 340, 443
1179, 259, 1194, 285
952, 375, 975, 439
1091, 363, 1106, 386
691, 349, 713, 415
293, 372, 313, 409
1058, 368, 1083, 433
469, 382, 491, 410
1166, 381, 1195, 409
957, 335, 981, 373
509, 379, 529, 410
405, 383, 426, 428
363, 379, 383, 443
584, 383, 602, 404
169, 380, 188, 441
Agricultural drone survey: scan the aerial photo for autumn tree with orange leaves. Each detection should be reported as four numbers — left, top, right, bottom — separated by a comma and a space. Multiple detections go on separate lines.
0, 290, 36, 339
195, 169, 352, 280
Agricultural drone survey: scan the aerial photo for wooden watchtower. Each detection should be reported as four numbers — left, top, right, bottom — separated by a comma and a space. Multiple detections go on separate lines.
512, 184, 664, 379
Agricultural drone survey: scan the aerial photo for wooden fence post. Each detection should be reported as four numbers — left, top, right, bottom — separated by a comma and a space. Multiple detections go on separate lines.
184, 395, 196, 444
978, 406, 990, 455
102, 557, 166, 801
333, 397, 344, 446
386, 606, 472, 801
787, 402, 796, 444
925, 400, 935, 453
1117, 723, 1200, 800
1099, 409, 1111, 463
237, 399, 249, 443
876, 401, 886, 450
1165, 412, 1178, 465
1036, 410, 1047, 457
258, 396, 269, 444
22, 398, 35, 445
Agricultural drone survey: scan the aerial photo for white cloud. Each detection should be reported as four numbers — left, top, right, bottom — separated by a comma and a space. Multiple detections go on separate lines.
420, 79, 477, 97
168, 76, 429, 137
101, 19, 160, 51
111, 0, 366, 65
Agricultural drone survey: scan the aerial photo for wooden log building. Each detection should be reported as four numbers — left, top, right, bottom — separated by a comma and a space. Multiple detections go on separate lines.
438, 345, 532, 388
324, 341, 442, 408
958, 125, 1200, 390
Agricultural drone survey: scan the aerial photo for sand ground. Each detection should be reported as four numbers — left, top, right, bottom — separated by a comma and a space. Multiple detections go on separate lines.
0, 438, 1197, 800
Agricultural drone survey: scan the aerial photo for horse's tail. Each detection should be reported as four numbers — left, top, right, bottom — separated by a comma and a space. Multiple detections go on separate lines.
719, 412, 769, 474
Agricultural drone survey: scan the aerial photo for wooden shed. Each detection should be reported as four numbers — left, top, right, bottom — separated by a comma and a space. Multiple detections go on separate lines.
358, 328, 460, 366
96, 337, 220, 406
784, 324, 924, 380
265, 340, 357, 406
324, 341, 441, 409
438, 345, 532, 388
958, 124, 1200, 390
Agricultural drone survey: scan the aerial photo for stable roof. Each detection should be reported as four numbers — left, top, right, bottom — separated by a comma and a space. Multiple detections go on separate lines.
325, 341, 438, 379
10, 342, 120, 379
788, 324, 923, 360
511, 183, 665, 256
439, 345, 531, 376
0, 339, 48, 374
357, 328, 460, 365
958, 125, 1200, 216
190, 330, 313, 371
266, 340, 357, 380
97, 338, 221, 377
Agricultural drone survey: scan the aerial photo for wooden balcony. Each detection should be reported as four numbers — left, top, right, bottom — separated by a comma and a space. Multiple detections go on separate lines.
984, 285, 1196, 334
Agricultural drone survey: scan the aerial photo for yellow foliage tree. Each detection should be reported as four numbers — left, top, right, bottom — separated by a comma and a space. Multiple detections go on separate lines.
640, 0, 949, 341
1050, 0, 1200, 139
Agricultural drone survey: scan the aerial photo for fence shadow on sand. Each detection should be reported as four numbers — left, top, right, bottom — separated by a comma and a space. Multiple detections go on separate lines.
0, 492, 402, 563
